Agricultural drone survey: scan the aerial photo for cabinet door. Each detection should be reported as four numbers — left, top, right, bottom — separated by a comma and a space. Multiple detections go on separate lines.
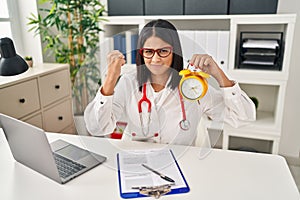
39, 69, 70, 107
0, 79, 40, 119
23, 114, 43, 129
61, 125, 76, 134
43, 99, 73, 133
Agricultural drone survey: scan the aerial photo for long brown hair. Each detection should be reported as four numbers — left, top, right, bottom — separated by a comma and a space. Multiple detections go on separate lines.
136, 19, 183, 91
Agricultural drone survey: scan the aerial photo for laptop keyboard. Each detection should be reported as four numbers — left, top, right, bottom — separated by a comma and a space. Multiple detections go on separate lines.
53, 153, 86, 179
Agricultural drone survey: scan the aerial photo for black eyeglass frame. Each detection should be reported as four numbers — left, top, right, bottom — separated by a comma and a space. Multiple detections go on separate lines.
139, 46, 173, 59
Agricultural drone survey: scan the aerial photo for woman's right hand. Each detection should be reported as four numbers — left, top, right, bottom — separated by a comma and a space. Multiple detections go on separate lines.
101, 50, 126, 96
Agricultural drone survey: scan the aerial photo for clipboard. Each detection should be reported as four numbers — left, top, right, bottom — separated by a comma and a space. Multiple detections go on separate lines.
117, 149, 190, 198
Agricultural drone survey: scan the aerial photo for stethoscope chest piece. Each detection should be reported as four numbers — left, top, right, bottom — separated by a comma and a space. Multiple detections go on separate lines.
179, 119, 190, 131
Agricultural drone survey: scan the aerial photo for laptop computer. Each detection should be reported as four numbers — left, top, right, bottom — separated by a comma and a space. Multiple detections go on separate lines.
0, 113, 106, 184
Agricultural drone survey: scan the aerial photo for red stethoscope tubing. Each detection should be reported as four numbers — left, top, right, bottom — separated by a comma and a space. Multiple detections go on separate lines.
138, 83, 189, 131
138, 83, 151, 113
178, 86, 190, 131
178, 88, 187, 121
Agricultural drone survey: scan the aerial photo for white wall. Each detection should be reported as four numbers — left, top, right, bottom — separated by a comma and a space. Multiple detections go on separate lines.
277, 0, 300, 157
16, 0, 43, 64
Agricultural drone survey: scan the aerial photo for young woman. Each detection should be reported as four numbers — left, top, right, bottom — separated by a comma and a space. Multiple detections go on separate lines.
84, 19, 256, 146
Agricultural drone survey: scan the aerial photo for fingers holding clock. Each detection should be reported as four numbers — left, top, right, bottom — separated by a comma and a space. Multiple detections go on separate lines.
189, 54, 233, 87
189, 54, 219, 75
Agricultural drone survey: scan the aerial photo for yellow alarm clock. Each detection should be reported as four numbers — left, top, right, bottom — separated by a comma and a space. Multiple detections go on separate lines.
179, 69, 210, 101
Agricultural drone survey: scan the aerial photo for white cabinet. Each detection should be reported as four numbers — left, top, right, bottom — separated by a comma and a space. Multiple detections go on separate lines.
99, 14, 296, 154
225, 15, 296, 154
0, 63, 76, 134
0, 78, 40, 119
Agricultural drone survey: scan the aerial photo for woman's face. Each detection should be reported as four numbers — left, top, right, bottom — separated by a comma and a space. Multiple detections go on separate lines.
142, 36, 173, 78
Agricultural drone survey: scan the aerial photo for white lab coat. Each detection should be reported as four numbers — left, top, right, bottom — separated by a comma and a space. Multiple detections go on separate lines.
84, 70, 256, 146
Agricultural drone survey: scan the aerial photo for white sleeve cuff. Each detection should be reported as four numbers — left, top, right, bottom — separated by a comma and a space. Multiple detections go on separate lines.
220, 81, 242, 99
94, 87, 114, 109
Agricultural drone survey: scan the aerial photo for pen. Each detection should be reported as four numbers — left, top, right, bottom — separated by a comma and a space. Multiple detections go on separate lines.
142, 164, 175, 183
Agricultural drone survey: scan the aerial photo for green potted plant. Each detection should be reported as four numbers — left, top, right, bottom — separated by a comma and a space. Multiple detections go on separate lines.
24, 56, 33, 67
27, 0, 106, 115
250, 96, 259, 110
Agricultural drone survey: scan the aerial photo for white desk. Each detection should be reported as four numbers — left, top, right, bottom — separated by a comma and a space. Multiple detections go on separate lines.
0, 130, 299, 200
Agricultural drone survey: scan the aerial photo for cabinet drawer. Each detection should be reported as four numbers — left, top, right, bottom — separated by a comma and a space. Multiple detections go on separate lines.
43, 99, 73, 132
23, 114, 43, 129
0, 79, 40, 118
61, 125, 76, 134
39, 70, 70, 106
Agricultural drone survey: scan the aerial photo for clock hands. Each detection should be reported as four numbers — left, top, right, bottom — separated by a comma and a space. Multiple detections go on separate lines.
179, 68, 209, 100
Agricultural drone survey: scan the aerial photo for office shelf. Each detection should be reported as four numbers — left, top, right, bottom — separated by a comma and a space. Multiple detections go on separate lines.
98, 14, 296, 154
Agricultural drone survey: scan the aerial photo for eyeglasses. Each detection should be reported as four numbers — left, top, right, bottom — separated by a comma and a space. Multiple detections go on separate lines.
139, 46, 173, 59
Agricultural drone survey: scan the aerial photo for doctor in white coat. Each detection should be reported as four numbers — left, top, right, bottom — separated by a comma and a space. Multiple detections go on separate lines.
84, 19, 256, 146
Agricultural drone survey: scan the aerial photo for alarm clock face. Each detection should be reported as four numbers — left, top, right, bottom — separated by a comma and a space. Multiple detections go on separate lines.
180, 77, 204, 100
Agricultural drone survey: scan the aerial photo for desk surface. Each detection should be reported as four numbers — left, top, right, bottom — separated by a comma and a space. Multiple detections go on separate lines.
0, 130, 299, 200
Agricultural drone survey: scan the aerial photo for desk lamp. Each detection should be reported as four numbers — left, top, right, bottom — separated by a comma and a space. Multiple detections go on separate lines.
0, 37, 28, 76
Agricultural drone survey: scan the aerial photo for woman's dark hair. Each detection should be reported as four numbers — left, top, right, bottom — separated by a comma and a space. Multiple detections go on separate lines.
136, 19, 183, 91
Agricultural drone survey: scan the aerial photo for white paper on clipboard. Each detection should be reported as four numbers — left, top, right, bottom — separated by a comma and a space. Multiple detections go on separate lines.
117, 149, 189, 198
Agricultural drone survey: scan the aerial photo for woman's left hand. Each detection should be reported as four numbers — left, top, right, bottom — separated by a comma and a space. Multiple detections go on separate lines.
189, 54, 234, 87
189, 54, 220, 77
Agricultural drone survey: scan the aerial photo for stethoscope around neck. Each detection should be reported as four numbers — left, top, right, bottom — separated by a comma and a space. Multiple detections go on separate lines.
137, 83, 190, 137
